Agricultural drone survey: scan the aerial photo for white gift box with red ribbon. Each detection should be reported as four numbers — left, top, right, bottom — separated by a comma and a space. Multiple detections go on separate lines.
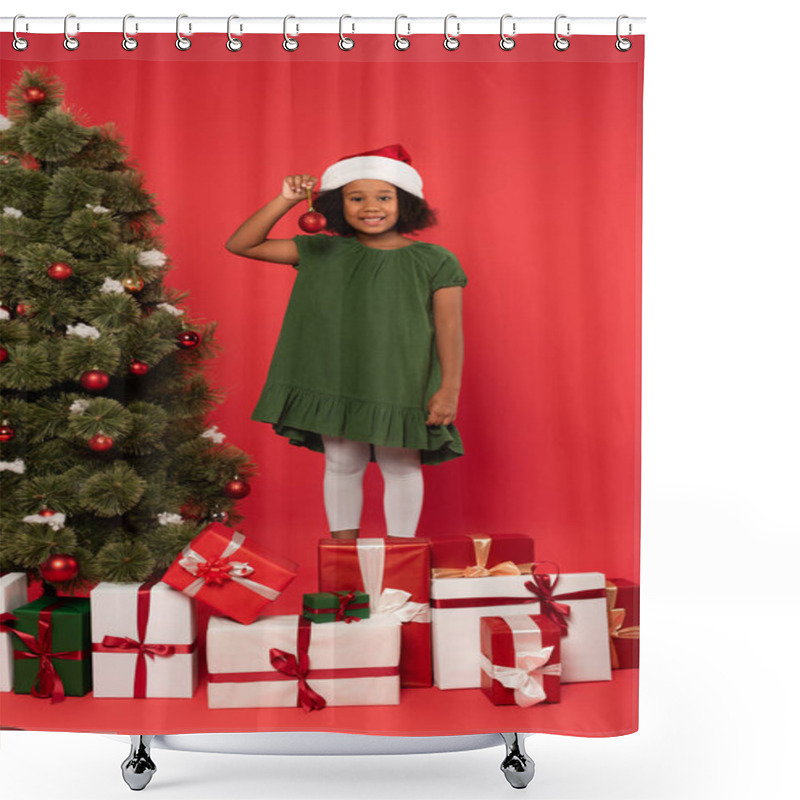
0, 573, 28, 692
430, 571, 612, 689
90, 581, 198, 698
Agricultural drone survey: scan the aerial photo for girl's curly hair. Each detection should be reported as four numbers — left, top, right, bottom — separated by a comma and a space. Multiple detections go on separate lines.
313, 186, 438, 235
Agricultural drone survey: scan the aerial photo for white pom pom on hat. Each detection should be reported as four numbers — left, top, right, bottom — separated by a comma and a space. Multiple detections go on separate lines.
319, 144, 424, 199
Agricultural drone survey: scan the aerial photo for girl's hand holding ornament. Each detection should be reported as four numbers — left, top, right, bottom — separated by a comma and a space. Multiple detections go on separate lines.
426, 388, 459, 427
282, 174, 317, 203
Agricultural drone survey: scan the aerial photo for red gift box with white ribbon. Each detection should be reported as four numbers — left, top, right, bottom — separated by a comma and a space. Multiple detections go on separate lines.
318, 538, 432, 687
480, 614, 562, 707
162, 524, 298, 624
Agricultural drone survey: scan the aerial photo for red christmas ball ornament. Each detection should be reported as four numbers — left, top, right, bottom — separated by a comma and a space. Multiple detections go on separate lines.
88, 432, 114, 452
177, 330, 201, 349
129, 359, 150, 376
80, 369, 110, 391
224, 477, 251, 499
0, 423, 15, 442
298, 187, 327, 232
15, 303, 31, 317
40, 554, 79, 583
39, 508, 57, 517
0, 346, 9, 363
22, 87, 47, 105
47, 262, 73, 281
122, 275, 145, 293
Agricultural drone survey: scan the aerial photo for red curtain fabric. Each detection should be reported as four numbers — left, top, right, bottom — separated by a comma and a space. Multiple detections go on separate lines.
1, 32, 643, 736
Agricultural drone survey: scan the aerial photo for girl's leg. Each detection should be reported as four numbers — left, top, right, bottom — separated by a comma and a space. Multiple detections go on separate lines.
373, 444, 424, 538
321, 435, 371, 539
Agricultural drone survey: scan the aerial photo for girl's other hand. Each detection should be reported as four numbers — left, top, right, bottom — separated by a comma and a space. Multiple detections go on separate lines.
282, 174, 318, 202
426, 388, 459, 427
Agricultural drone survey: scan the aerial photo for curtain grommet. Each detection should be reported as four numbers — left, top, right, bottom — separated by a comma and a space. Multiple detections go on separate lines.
339, 14, 355, 50
176, 14, 191, 50
64, 13, 80, 51
394, 15, 411, 50
12, 14, 29, 51
499, 14, 516, 50
122, 14, 138, 51
227, 15, 243, 51
283, 15, 299, 51
443, 14, 460, 51
554, 14, 570, 51
615, 15, 632, 51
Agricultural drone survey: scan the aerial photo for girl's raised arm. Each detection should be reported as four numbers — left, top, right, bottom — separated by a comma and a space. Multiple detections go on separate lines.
225, 174, 317, 265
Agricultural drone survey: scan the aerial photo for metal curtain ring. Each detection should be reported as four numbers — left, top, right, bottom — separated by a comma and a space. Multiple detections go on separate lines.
553, 14, 570, 51
12, 15, 29, 51
64, 13, 79, 50
499, 13, 516, 50
122, 14, 138, 51
394, 15, 410, 51
616, 15, 632, 51
339, 14, 355, 50
227, 15, 243, 51
176, 14, 191, 50
283, 15, 299, 51
444, 14, 460, 50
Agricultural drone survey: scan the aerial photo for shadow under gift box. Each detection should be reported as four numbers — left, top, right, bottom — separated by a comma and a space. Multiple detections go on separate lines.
10, 596, 92, 698
90, 581, 198, 698
206, 614, 402, 709
1, 573, 29, 692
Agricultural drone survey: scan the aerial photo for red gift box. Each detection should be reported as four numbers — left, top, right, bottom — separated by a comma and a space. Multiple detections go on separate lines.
430, 534, 535, 578
480, 614, 561, 707
162, 524, 298, 625
318, 538, 431, 687
605, 578, 640, 670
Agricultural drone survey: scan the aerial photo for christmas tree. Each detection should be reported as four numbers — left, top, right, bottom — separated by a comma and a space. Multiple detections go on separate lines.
0, 67, 256, 589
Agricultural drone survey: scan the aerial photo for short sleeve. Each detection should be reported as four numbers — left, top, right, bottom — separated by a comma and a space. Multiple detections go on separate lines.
430, 249, 468, 293
292, 233, 334, 270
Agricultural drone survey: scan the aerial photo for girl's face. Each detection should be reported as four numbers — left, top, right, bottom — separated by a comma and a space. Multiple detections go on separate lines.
341, 180, 399, 235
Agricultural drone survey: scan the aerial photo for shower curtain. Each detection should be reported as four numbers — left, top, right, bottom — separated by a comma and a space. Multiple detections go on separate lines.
0, 29, 643, 738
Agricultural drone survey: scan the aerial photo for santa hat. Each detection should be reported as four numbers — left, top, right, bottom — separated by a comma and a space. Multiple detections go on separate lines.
319, 144, 424, 199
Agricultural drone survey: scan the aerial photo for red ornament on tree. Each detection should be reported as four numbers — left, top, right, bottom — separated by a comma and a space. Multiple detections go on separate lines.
47, 262, 73, 281
0, 346, 8, 363
15, 303, 31, 317
39, 508, 57, 517
0, 423, 15, 442
298, 187, 327, 232
180, 502, 204, 521
224, 477, 251, 499
80, 369, 110, 391
129, 359, 150, 376
22, 86, 47, 104
88, 433, 114, 452
40, 554, 79, 583
177, 330, 201, 349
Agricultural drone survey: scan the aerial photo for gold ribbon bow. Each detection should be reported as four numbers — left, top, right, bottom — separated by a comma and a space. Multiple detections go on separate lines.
432, 535, 533, 579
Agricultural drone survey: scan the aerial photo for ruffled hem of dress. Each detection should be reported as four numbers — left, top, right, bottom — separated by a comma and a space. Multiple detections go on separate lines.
251, 382, 464, 466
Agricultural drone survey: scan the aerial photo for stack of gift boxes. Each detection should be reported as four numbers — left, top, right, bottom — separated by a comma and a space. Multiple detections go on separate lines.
0, 526, 639, 710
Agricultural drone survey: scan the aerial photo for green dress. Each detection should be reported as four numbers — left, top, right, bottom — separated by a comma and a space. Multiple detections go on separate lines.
251, 233, 468, 465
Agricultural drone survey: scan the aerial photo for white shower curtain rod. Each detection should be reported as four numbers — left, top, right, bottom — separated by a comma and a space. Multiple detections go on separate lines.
1, 16, 646, 37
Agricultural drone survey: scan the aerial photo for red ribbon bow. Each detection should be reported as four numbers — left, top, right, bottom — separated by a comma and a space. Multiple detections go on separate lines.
334, 590, 360, 623
524, 572, 572, 635
99, 635, 176, 660
196, 558, 234, 585
1, 602, 82, 703
269, 618, 327, 712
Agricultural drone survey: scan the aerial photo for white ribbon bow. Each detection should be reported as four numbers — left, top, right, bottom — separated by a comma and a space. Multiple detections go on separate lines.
377, 587, 431, 623
178, 530, 280, 601
480, 647, 562, 708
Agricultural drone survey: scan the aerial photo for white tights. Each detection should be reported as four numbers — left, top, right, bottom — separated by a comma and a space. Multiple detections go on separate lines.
321, 435, 423, 538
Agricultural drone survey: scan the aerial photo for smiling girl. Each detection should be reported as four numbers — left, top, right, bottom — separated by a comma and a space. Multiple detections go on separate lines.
226, 145, 467, 540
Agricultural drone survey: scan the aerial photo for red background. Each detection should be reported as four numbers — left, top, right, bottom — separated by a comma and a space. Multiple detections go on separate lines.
1, 33, 642, 736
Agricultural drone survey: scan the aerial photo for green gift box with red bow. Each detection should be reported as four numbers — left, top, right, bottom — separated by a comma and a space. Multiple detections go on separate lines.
302, 591, 370, 624
4, 596, 92, 702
